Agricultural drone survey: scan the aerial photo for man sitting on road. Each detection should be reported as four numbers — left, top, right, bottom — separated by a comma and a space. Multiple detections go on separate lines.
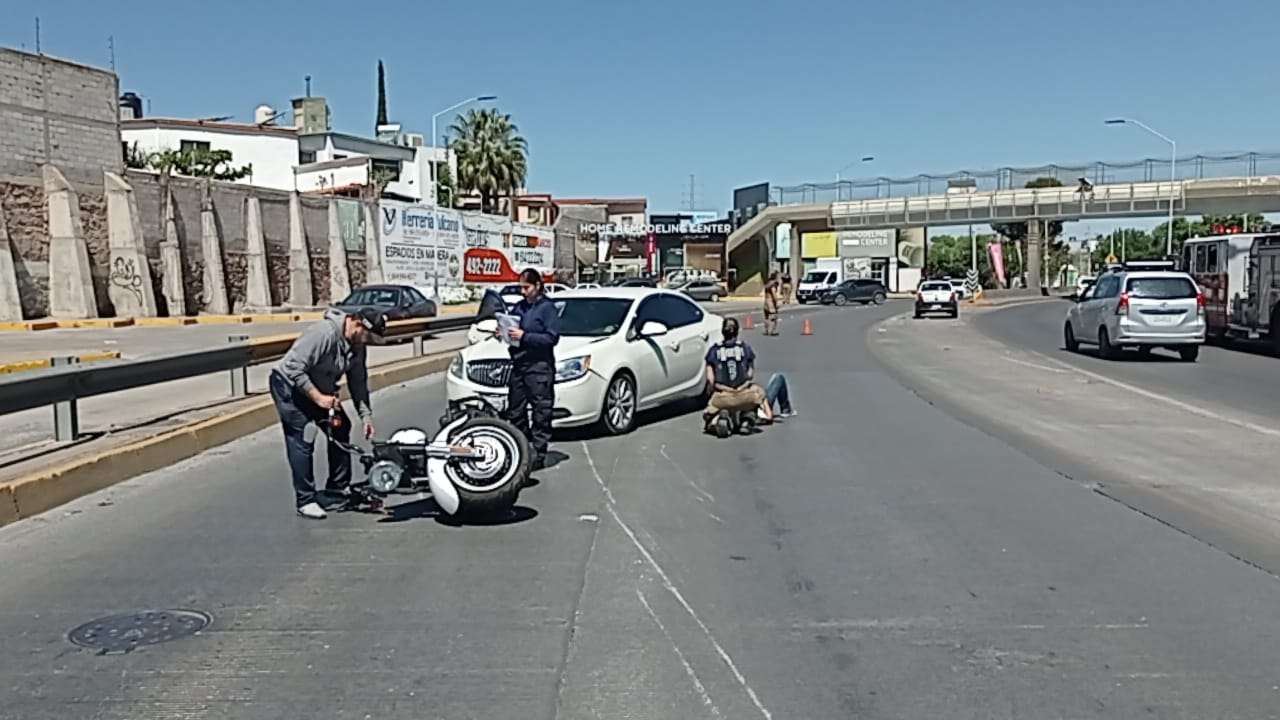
704, 317, 773, 430
269, 307, 384, 520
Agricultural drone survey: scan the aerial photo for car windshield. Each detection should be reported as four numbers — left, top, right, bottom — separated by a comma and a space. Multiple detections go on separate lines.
340, 288, 398, 306
803, 271, 830, 283
1127, 276, 1197, 299
553, 297, 633, 337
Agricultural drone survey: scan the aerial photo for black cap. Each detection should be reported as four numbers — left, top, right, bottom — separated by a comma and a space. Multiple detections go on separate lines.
354, 307, 386, 337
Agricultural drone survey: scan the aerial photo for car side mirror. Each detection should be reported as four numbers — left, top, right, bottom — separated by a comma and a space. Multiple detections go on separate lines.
639, 321, 669, 338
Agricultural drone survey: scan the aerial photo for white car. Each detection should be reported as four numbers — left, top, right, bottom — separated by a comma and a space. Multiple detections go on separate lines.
448, 287, 722, 434
1064, 263, 1205, 361
498, 282, 569, 307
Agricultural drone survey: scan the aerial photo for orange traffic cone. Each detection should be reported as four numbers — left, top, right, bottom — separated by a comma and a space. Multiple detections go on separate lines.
802, 318, 813, 336
743, 314, 755, 330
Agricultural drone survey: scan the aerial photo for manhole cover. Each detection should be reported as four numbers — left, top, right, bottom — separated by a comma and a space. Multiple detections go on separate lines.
68, 609, 211, 654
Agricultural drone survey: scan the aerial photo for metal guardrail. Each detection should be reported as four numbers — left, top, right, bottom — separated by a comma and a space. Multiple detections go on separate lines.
0, 314, 475, 442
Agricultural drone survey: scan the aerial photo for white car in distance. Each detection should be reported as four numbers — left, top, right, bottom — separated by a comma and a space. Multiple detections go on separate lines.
449, 288, 722, 434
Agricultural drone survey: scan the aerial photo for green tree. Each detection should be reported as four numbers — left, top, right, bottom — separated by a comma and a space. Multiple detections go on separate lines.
990, 177, 1064, 289
376, 60, 388, 128
147, 148, 252, 181
449, 108, 528, 215
436, 163, 456, 207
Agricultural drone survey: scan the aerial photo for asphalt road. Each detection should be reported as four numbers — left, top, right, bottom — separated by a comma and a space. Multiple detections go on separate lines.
974, 298, 1280, 424
2, 301, 1280, 718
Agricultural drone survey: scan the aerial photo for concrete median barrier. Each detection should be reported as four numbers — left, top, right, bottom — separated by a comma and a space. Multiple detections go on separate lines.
0, 349, 456, 529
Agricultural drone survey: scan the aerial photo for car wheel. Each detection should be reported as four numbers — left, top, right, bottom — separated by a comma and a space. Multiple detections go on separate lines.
1179, 345, 1200, 362
1064, 322, 1079, 352
872, 291, 887, 305
1098, 327, 1116, 359
833, 293, 848, 306
710, 293, 720, 302
599, 373, 637, 435
950, 308, 959, 318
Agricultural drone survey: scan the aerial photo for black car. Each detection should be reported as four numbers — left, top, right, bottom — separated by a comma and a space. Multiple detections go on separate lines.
335, 284, 438, 321
819, 279, 888, 306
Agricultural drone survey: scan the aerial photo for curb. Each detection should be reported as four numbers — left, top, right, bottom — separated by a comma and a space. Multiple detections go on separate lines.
0, 351, 122, 375
0, 305, 478, 332
0, 350, 456, 529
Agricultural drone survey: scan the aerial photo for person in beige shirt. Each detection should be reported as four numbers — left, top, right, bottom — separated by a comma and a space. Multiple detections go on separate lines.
763, 272, 781, 336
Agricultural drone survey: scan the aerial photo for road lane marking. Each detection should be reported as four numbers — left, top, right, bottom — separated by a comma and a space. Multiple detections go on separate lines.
1000, 355, 1067, 374
660, 445, 717, 503
635, 587, 724, 718
583, 442, 773, 720
1026, 349, 1280, 439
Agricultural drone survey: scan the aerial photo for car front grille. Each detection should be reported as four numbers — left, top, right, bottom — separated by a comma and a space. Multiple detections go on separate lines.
466, 359, 512, 388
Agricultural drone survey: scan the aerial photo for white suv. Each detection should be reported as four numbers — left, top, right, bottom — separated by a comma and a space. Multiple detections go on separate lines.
1064, 262, 1205, 361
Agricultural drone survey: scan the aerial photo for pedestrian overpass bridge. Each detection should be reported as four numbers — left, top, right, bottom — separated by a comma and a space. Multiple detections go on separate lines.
727, 172, 1280, 293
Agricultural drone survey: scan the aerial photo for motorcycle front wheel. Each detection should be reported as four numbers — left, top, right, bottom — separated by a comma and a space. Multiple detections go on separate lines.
443, 416, 531, 517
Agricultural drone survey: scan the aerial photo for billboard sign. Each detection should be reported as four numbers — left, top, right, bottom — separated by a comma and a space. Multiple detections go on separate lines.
379, 200, 463, 290
837, 229, 895, 258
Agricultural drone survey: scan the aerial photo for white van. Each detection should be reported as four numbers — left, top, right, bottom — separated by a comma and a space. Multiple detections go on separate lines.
796, 264, 844, 303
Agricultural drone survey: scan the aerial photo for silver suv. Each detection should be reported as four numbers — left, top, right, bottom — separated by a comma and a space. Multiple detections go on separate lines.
1064, 261, 1205, 361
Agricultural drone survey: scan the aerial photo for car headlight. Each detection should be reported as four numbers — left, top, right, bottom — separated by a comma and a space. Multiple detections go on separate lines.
555, 355, 591, 383
449, 354, 464, 379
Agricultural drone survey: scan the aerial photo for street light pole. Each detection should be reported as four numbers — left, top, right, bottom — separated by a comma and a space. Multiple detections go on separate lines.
431, 94, 497, 204
1106, 118, 1177, 256
835, 156, 875, 201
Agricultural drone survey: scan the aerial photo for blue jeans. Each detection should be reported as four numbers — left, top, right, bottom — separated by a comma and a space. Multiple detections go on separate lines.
269, 370, 352, 508
765, 373, 793, 414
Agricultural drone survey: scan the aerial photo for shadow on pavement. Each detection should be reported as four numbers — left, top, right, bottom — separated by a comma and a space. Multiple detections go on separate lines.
434, 505, 538, 528
553, 396, 704, 442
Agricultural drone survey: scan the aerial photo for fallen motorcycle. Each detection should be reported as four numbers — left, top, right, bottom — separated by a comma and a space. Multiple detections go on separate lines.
324, 396, 530, 518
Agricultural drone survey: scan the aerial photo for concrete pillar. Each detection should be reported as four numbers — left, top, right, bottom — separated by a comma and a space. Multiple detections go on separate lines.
362, 200, 384, 284
43, 165, 98, 319
0, 205, 22, 321
199, 183, 231, 314
243, 196, 272, 309
287, 192, 314, 307
328, 198, 351, 302
103, 172, 159, 318
1026, 219, 1043, 293
159, 189, 187, 316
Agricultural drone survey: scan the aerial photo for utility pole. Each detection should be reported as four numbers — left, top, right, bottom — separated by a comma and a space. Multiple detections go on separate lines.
108, 35, 115, 72
687, 174, 697, 211
34, 17, 41, 55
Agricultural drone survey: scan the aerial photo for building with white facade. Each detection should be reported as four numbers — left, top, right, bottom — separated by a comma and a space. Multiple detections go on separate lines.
120, 99, 455, 202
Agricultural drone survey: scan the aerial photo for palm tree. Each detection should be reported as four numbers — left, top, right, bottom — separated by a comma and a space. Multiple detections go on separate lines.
449, 108, 528, 215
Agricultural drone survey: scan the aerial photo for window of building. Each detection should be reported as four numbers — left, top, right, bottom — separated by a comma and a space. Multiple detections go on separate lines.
180, 140, 211, 154
299, 150, 316, 165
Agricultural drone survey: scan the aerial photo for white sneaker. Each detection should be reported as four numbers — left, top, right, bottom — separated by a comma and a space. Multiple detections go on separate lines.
778, 409, 798, 419
296, 502, 327, 519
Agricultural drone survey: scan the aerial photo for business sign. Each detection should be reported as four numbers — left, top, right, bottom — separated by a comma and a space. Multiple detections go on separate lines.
775, 222, 792, 260
379, 200, 463, 290
462, 220, 556, 284
837, 229, 895, 258
462, 213, 509, 250
801, 231, 837, 259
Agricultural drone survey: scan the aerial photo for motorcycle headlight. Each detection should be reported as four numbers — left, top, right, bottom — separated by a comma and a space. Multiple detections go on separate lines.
368, 460, 404, 494
448, 354, 464, 379
555, 355, 591, 383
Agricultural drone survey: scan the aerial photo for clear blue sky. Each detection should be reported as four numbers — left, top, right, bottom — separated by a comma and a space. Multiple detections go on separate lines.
4, 0, 1277, 217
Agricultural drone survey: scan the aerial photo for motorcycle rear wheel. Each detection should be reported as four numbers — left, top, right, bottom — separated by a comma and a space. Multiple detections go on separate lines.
443, 417, 531, 517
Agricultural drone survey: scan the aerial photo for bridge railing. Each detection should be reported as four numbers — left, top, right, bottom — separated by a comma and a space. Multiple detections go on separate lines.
773, 152, 1280, 206
0, 315, 475, 443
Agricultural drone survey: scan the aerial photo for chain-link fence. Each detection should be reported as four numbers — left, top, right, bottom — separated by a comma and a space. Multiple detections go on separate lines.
771, 152, 1280, 206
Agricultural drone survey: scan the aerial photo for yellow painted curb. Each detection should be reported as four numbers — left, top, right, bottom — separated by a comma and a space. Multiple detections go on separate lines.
135, 317, 198, 327
0, 351, 455, 529
0, 351, 121, 375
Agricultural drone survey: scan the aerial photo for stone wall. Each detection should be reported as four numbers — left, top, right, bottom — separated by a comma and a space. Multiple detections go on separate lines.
0, 168, 371, 319
0, 48, 122, 186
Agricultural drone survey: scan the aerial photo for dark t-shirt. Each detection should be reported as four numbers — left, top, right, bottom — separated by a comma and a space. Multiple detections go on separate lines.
705, 340, 755, 389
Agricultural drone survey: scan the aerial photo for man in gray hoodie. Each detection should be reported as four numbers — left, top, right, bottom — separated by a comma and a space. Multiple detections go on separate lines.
269, 307, 384, 519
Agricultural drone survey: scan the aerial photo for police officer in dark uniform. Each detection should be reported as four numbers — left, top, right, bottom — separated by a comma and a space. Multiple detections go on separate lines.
505, 268, 560, 469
